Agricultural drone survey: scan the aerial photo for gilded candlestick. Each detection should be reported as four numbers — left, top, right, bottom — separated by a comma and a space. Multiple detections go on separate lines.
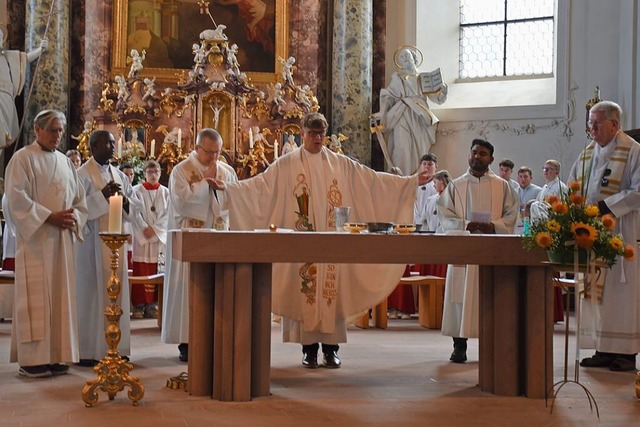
82, 232, 144, 407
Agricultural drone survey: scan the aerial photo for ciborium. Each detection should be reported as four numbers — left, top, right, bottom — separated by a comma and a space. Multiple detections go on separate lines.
82, 232, 144, 407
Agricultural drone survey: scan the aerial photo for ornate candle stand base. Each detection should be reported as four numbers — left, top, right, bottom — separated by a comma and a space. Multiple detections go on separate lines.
545, 262, 601, 418
82, 233, 144, 407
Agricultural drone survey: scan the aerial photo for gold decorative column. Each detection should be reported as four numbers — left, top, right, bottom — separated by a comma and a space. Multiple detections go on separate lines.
82, 233, 144, 407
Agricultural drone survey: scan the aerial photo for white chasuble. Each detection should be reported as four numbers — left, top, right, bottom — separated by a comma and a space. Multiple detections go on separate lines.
76, 158, 140, 360
228, 147, 417, 342
569, 131, 640, 354
6, 142, 87, 365
437, 169, 519, 338
161, 154, 238, 344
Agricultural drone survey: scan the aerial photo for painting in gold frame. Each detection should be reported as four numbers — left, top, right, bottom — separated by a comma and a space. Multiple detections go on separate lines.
112, 0, 288, 83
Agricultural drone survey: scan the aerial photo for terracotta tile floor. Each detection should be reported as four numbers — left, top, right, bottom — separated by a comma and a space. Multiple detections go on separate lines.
0, 317, 636, 426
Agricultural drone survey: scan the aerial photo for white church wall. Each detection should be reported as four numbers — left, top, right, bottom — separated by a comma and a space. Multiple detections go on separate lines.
387, 0, 637, 186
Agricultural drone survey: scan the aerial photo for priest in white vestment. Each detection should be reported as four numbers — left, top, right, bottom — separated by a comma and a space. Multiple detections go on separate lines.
161, 128, 238, 362
6, 110, 87, 377
216, 112, 430, 369
131, 160, 170, 318
76, 130, 141, 365
437, 139, 518, 363
570, 101, 640, 372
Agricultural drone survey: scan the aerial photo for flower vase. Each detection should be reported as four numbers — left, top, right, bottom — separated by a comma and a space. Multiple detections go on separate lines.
547, 248, 589, 265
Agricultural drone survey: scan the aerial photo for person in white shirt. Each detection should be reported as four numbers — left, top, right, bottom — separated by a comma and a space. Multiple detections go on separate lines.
131, 161, 169, 319
414, 153, 439, 229
498, 158, 519, 191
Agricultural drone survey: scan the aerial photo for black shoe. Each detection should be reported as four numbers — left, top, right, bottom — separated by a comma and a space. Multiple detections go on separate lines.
49, 363, 69, 376
76, 359, 100, 367
322, 351, 341, 369
450, 337, 468, 363
580, 351, 616, 368
18, 364, 52, 378
609, 354, 637, 372
302, 352, 319, 368
178, 343, 188, 362
450, 348, 467, 363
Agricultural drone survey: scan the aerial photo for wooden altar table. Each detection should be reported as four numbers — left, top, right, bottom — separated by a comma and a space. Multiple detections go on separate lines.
171, 231, 551, 401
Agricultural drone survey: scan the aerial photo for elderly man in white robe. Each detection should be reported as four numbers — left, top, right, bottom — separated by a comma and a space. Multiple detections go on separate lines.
211, 112, 431, 369
437, 139, 519, 363
570, 101, 640, 372
75, 130, 141, 366
6, 110, 87, 377
161, 128, 238, 362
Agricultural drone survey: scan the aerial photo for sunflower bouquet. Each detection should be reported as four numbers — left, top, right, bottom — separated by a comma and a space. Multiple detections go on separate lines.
522, 180, 635, 267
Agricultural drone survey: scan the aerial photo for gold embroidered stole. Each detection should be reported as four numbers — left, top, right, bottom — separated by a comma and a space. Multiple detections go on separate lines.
294, 149, 343, 310
577, 135, 632, 196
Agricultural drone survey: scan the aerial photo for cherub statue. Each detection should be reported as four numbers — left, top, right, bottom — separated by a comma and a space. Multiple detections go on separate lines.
128, 49, 145, 79
280, 56, 296, 86
270, 82, 286, 116
226, 43, 240, 76
192, 42, 209, 67
142, 77, 156, 101
281, 133, 298, 156
326, 133, 348, 155
114, 75, 130, 102
71, 120, 96, 159
163, 126, 181, 145
295, 84, 313, 111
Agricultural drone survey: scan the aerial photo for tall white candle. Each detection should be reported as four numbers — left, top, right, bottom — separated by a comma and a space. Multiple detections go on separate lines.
177, 128, 182, 148
150, 139, 156, 157
248, 128, 254, 149
108, 193, 123, 233
117, 138, 123, 158
274, 141, 279, 159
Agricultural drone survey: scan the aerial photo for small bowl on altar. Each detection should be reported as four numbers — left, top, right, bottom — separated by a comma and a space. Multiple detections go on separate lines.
366, 222, 394, 233
394, 224, 417, 234
343, 222, 368, 233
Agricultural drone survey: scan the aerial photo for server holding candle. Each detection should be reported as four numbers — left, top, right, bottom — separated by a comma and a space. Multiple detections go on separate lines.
75, 130, 142, 366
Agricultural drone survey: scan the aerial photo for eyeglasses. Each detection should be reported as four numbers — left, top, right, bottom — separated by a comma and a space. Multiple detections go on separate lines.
542, 167, 557, 172
196, 145, 219, 155
601, 168, 612, 187
587, 119, 613, 127
306, 129, 327, 138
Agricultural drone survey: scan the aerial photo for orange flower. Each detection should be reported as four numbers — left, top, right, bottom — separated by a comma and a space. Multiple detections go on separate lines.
545, 194, 559, 205
571, 222, 598, 240
609, 236, 623, 251
585, 205, 599, 217
568, 180, 582, 192
575, 234, 595, 249
601, 214, 616, 230
624, 244, 636, 260
546, 219, 561, 233
535, 232, 553, 248
569, 193, 584, 205
551, 201, 569, 214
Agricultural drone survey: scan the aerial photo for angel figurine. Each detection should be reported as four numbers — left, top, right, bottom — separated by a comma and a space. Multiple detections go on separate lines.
128, 49, 145, 79
142, 77, 156, 101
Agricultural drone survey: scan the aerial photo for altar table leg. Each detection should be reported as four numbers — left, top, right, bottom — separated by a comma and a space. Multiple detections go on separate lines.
251, 263, 272, 398
188, 263, 215, 396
